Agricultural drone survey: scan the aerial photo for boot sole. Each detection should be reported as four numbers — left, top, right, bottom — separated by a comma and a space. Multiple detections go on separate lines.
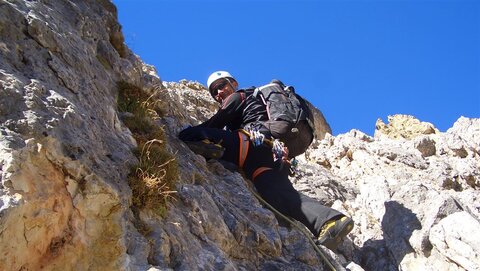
318, 217, 354, 250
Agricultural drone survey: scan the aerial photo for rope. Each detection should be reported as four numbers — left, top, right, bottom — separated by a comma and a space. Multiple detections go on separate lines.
237, 128, 337, 270
251, 189, 337, 271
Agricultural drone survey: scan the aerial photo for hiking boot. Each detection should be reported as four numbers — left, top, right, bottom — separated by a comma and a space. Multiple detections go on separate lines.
317, 216, 354, 250
185, 140, 225, 159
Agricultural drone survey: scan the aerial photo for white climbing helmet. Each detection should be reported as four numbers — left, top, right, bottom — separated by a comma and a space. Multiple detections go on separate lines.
207, 71, 235, 91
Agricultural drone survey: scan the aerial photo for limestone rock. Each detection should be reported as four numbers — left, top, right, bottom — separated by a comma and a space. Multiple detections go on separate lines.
430, 211, 480, 271
414, 136, 436, 157
1, 0, 145, 269
301, 116, 480, 270
375, 114, 440, 139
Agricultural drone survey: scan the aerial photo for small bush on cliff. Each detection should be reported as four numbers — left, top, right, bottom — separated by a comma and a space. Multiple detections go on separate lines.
117, 81, 177, 216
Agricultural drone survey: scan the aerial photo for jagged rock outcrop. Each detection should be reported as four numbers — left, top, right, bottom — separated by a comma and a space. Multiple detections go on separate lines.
1, 1, 479, 271
298, 115, 480, 270
375, 114, 440, 139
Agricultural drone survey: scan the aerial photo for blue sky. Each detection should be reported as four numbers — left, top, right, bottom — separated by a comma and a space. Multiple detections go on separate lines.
113, 0, 479, 136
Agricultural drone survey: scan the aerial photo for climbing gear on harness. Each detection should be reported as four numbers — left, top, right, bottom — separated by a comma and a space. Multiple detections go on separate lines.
272, 139, 288, 162
185, 139, 225, 159
317, 216, 354, 251
247, 128, 265, 147
240, 129, 290, 163
288, 158, 299, 177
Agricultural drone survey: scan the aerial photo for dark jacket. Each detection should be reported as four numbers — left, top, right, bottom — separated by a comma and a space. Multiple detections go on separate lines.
199, 88, 269, 132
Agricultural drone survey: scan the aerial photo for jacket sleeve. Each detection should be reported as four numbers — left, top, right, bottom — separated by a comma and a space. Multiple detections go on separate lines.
198, 92, 244, 129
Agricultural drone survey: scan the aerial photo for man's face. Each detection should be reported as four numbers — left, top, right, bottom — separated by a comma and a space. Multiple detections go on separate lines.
210, 79, 235, 103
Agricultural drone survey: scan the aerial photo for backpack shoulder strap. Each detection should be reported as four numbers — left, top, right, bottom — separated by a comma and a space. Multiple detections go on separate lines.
253, 87, 261, 98
235, 89, 249, 101
239, 91, 245, 101
253, 83, 279, 99
253, 86, 269, 105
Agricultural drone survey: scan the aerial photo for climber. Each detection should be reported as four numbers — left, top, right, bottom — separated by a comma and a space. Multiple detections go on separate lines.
178, 71, 354, 250
197, 71, 314, 158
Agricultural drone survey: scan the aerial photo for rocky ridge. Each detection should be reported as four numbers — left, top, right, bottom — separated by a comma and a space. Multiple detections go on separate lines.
1, 1, 479, 270
296, 115, 479, 270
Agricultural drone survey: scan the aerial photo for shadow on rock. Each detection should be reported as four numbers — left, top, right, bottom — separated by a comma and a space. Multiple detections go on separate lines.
353, 201, 421, 271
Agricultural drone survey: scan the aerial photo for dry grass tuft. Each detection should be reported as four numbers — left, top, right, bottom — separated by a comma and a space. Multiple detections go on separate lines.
118, 81, 178, 217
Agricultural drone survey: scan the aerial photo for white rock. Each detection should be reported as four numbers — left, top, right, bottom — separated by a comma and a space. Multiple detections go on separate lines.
430, 211, 480, 271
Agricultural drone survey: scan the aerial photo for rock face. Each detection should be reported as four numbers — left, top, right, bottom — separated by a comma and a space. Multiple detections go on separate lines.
0, 0, 148, 269
1, 1, 479, 271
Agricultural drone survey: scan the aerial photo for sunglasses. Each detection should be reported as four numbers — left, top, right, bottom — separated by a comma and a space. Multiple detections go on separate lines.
210, 81, 228, 97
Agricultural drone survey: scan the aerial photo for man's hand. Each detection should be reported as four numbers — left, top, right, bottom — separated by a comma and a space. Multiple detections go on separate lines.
178, 126, 225, 159
184, 140, 225, 160
178, 126, 205, 142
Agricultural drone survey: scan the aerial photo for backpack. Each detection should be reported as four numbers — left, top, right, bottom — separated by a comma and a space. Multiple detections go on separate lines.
252, 80, 314, 158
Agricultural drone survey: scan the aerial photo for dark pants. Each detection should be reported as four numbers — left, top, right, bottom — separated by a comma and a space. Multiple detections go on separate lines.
179, 127, 343, 237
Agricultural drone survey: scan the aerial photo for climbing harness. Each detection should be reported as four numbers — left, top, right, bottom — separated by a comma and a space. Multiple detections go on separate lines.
242, 129, 289, 163
251, 167, 272, 182
237, 131, 250, 168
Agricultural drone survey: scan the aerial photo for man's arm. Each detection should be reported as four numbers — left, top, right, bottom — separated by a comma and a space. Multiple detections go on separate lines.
198, 92, 244, 129
179, 92, 245, 142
